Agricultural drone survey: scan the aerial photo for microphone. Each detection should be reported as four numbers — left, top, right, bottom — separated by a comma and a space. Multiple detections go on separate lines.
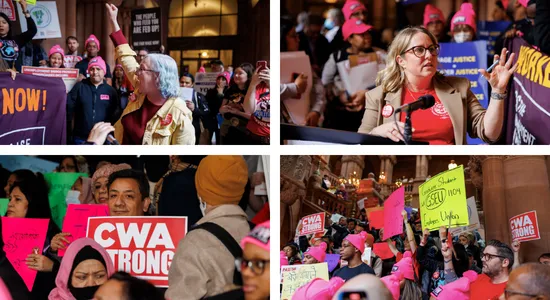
106, 134, 120, 145
395, 95, 436, 113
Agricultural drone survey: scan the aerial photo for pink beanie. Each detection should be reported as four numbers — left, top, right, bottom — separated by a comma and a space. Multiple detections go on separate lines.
217, 71, 231, 84
292, 277, 345, 300
92, 163, 132, 185
391, 251, 415, 280
281, 251, 289, 267
518, 0, 529, 7
344, 231, 368, 254
451, 3, 477, 32
241, 220, 270, 252
305, 242, 327, 263
48, 44, 64, 61
423, 4, 445, 28
198, 66, 206, 73
342, 0, 367, 21
87, 56, 107, 74
431, 270, 478, 300
381, 272, 404, 300
85, 34, 100, 51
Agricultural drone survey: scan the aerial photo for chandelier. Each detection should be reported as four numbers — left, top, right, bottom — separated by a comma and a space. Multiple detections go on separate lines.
339, 171, 360, 189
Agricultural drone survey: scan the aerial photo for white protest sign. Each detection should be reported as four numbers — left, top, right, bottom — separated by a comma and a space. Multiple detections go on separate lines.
450, 197, 481, 235
280, 51, 313, 125
194, 72, 219, 95
18, 1, 61, 39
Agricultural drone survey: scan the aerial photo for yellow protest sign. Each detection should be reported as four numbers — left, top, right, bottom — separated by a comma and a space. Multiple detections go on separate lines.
281, 262, 329, 300
419, 165, 469, 231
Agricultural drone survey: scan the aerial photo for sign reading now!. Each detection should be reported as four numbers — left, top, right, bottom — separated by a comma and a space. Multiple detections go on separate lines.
87, 216, 188, 287
299, 212, 325, 236
510, 211, 540, 242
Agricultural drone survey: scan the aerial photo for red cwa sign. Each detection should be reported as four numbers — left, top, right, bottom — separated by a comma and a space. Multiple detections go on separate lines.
509, 211, 540, 242
87, 217, 187, 287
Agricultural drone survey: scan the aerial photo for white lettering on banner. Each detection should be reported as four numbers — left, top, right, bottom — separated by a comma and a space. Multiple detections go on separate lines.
107, 249, 174, 276
95, 223, 116, 247
511, 215, 535, 239
513, 115, 536, 145
10, 138, 31, 145
301, 214, 322, 232
118, 223, 151, 248
97, 223, 174, 249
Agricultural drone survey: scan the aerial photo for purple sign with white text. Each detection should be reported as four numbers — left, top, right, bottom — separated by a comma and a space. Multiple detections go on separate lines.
505, 38, 550, 145
0, 73, 66, 145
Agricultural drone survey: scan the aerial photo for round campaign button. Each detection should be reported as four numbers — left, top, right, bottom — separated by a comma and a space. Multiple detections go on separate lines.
382, 104, 394, 118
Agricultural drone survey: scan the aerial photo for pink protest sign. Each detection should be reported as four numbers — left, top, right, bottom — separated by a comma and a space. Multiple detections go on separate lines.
59, 204, 109, 256
383, 187, 405, 240
373, 242, 395, 260
369, 210, 384, 229
1, 217, 49, 291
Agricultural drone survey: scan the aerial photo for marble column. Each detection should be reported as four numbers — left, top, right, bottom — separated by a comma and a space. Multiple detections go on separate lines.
340, 156, 365, 179
503, 156, 550, 263
482, 156, 508, 244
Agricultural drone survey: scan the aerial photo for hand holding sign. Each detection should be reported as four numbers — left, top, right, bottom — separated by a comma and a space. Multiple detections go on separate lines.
50, 232, 72, 252
25, 252, 54, 272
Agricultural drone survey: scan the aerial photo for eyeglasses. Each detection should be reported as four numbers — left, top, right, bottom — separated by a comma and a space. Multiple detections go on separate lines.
504, 289, 540, 299
482, 252, 507, 261
235, 258, 269, 275
402, 44, 440, 58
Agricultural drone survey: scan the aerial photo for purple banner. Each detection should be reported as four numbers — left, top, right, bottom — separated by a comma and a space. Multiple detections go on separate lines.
324, 254, 340, 272
0, 73, 66, 145
505, 38, 550, 145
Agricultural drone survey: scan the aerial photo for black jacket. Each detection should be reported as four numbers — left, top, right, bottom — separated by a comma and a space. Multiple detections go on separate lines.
190, 91, 210, 144
299, 31, 331, 72
67, 79, 120, 141
0, 16, 37, 71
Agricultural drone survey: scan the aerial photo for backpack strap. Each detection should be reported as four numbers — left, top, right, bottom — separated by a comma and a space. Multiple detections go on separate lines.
190, 222, 243, 286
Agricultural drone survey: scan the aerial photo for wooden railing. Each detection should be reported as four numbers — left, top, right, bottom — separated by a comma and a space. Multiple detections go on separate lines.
306, 186, 355, 218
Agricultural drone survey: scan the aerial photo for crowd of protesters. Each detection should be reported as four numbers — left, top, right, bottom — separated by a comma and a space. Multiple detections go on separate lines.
0, 155, 270, 299
1, 2, 270, 145
283, 200, 550, 299
281, 0, 549, 145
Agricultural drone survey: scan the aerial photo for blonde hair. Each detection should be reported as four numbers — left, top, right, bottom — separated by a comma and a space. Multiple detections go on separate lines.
376, 26, 442, 94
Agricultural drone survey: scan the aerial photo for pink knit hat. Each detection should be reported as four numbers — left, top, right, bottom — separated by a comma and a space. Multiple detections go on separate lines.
85, 34, 100, 51
342, 0, 367, 21
431, 270, 478, 299
87, 56, 107, 74
451, 3, 477, 32
518, 0, 529, 7
344, 231, 368, 254
391, 251, 415, 280
381, 272, 404, 300
304, 242, 327, 263
281, 251, 289, 267
92, 163, 132, 185
217, 71, 231, 84
241, 220, 270, 252
48, 44, 64, 61
292, 277, 345, 300
423, 4, 445, 28
342, 19, 373, 40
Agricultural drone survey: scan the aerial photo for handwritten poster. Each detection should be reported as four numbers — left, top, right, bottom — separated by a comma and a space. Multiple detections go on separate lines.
419, 165, 469, 231
59, 204, 109, 256
298, 212, 325, 236
0, 198, 8, 216
510, 211, 540, 242
383, 187, 405, 239
281, 262, 329, 300
43, 172, 87, 229
1, 217, 49, 291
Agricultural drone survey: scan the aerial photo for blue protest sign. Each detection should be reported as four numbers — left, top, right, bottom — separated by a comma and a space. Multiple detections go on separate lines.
477, 21, 511, 56
438, 41, 488, 145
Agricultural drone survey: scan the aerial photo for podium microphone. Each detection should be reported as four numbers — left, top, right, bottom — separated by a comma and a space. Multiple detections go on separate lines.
394, 95, 436, 145
395, 94, 436, 113
106, 134, 120, 145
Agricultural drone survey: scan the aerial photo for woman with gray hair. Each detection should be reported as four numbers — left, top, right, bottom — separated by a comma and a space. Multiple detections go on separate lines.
358, 26, 518, 145
105, 3, 195, 145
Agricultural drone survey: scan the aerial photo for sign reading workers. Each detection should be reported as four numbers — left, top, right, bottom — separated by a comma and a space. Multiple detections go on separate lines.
0, 73, 66, 145
510, 211, 541, 242
419, 165, 469, 231
87, 216, 187, 287
131, 8, 161, 52
298, 212, 325, 236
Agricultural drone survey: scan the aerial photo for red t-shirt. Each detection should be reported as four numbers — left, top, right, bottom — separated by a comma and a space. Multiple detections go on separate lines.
121, 99, 162, 145
469, 274, 507, 300
399, 87, 454, 145
246, 84, 270, 137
